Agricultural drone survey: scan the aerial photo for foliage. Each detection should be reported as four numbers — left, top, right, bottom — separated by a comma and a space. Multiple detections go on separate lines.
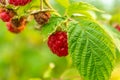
68, 18, 116, 80
0, 0, 120, 80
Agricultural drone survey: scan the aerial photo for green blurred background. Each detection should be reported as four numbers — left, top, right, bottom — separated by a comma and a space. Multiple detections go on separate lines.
0, 0, 120, 80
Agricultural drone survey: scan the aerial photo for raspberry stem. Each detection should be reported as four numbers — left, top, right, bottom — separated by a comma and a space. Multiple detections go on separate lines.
43, 0, 61, 16
40, 0, 43, 11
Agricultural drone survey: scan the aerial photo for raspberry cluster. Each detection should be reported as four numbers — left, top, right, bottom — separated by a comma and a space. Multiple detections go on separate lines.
0, 0, 31, 34
0, 0, 68, 57
0, 7, 26, 33
47, 31, 68, 57
0, 0, 51, 33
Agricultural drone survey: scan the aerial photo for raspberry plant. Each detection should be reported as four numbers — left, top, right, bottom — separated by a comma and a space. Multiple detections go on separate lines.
0, 0, 120, 80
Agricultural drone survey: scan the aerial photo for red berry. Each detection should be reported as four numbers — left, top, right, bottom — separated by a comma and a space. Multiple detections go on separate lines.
0, 9, 15, 22
8, 0, 32, 6
47, 31, 68, 57
0, 11, 11, 22
115, 24, 120, 31
6, 17, 26, 33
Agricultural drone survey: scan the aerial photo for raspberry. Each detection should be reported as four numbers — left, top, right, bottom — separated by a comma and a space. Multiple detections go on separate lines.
34, 11, 50, 25
0, 9, 15, 22
115, 24, 120, 31
47, 31, 68, 57
6, 17, 26, 33
0, 11, 11, 22
8, 0, 32, 6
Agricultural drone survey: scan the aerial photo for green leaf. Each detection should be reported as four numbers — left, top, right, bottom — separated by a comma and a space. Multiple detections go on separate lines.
49, 0, 66, 15
40, 16, 66, 39
68, 19, 116, 80
17, 0, 40, 17
67, 2, 103, 16
101, 25, 120, 64
101, 25, 120, 52
55, 0, 70, 8
61, 68, 82, 80
115, 49, 120, 64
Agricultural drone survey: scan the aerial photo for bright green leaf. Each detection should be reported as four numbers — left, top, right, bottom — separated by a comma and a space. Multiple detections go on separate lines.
68, 19, 116, 80
40, 16, 66, 39
67, 2, 103, 16
55, 0, 70, 8
17, 0, 40, 17
101, 25, 120, 52
101, 25, 120, 64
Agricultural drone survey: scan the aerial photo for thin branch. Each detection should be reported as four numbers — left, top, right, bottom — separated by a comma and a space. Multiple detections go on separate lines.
43, 0, 61, 16
40, 0, 43, 11
43, 0, 52, 9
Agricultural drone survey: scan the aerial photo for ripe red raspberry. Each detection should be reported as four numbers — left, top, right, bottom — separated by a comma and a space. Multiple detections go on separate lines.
47, 31, 68, 57
34, 11, 50, 25
6, 17, 26, 33
8, 0, 32, 6
0, 9, 15, 22
0, 11, 11, 22
115, 24, 120, 31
